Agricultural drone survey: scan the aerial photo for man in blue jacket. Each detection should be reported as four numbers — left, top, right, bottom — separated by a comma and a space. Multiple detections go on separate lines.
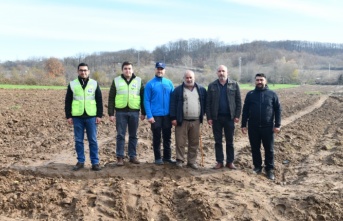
241, 73, 281, 180
170, 70, 207, 169
144, 62, 175, 165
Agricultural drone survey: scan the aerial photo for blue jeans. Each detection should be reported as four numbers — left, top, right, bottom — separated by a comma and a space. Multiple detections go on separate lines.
115, 111, 139, 159
73, 117, 99, 165
212, 116, 235, 164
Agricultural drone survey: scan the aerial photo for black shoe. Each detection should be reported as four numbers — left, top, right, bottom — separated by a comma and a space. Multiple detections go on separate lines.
253, 167, 262, 174
163, 159, 176, 164
266, 170, 275, 180
92, 164, 102, 171
72, 162, 84, 171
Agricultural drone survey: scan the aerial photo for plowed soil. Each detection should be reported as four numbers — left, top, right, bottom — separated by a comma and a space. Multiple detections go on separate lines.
0, 85, 342, 221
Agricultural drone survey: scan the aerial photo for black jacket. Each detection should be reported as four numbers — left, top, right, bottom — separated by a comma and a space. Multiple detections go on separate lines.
65, 76, 103, 119
170, 83, 207, 126
241, 85, 281, 128
206, 79, 241, 120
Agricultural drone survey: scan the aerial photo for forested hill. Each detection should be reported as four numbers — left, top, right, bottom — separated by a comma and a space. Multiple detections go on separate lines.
1, 39, 343, 86
228, 40, 343, 56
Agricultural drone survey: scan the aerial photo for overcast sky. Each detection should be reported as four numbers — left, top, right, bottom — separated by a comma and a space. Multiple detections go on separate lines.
1, 0, 342, 61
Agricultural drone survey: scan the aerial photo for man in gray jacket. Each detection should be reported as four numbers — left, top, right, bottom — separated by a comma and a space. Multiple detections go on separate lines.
206, 65, 242, 169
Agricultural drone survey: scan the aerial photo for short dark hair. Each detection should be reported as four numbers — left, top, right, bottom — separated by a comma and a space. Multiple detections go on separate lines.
255, 73, 266, 78
78, 63, 89, 70
122, 61, 133, 70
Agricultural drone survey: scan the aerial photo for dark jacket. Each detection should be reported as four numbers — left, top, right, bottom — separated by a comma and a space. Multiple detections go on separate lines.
241, 85, 281, 128
65, 76, 103, 119
107, 74, 145, 116
206, 79, 242, 120
170, 83, 207, 126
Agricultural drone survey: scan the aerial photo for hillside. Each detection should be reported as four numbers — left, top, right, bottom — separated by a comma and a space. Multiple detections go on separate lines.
1, 40, 343, 86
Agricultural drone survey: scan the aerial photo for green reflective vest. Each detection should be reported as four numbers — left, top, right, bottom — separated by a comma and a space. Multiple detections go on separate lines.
114, 76, 141, 109
70, 78, 97, 116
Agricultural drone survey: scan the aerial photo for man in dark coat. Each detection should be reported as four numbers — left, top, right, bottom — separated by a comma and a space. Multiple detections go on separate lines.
241, 73, 282, 180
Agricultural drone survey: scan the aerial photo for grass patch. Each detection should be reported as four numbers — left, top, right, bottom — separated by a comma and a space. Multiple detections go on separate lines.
10, 105, 21, 110
0, 84, 66, 90
0, 83, 296, 91
239, 84, 299, 90
0, 84, 110, 90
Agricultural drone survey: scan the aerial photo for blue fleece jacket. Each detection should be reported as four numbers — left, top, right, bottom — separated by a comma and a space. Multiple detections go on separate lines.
144, 76, 174, 119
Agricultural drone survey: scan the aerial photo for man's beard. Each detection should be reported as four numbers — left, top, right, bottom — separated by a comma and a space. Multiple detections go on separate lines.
185, 82, 194, 87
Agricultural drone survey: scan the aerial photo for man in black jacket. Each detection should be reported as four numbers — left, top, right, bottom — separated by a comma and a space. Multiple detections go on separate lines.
170, 70, 207, 169
206, 65, 242, 170
241, 73, 281, 180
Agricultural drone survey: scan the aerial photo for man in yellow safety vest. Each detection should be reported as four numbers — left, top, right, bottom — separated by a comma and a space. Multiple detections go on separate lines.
108, 61, 145, 166
65, 63, 103, 171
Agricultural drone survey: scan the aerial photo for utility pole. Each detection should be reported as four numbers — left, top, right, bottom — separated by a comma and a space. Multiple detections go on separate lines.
239, 57, 242, 81
137, 51, 140, 67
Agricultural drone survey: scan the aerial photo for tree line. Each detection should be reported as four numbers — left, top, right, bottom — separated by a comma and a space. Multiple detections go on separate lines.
1, 39, 343, 86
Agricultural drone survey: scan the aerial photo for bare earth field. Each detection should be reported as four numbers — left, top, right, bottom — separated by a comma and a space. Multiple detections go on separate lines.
0, 85, 342, 221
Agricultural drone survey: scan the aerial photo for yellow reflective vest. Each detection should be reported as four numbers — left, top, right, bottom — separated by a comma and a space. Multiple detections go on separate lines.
70, 78, 97, 116
114, 76, 141, 109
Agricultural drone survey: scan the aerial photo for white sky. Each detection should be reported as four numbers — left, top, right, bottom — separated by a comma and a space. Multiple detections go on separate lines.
0, 0, 342, 61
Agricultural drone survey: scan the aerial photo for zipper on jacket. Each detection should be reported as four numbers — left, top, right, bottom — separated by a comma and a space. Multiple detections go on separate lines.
259, 91, 262, 127
163, 79, 166, 115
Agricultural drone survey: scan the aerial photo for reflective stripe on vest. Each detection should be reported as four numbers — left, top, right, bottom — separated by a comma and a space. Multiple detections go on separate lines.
114, 76, 141, 109
70, 79, 97, 116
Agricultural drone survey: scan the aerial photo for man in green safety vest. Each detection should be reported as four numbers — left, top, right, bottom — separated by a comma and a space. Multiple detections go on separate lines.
65, 63, 103, 171
108, 61, 145, 166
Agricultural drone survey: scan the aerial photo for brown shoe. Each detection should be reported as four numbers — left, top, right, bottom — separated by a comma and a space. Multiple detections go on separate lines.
226, 162, 237, 169
213, 162, 223, 169
129, 157, 140, 164
116, 157, 124, 166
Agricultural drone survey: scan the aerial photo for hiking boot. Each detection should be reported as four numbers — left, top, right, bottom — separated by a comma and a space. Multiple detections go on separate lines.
129, 157, 140, 164
91, 164, 102, 171
72, 162, 84, 171
116, 157, 124, 166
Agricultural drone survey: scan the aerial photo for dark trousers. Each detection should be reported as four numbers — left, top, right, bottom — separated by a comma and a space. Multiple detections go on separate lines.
248, 126, 274, 171
212, 116, 235, 164
151, 116, 172, 160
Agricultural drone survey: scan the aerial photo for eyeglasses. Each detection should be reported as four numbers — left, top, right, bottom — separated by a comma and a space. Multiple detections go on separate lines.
157, 68, 164, 70
79, 69, 88, 72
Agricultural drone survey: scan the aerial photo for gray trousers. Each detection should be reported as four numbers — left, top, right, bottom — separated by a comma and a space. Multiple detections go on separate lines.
175, 120, 200, 164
